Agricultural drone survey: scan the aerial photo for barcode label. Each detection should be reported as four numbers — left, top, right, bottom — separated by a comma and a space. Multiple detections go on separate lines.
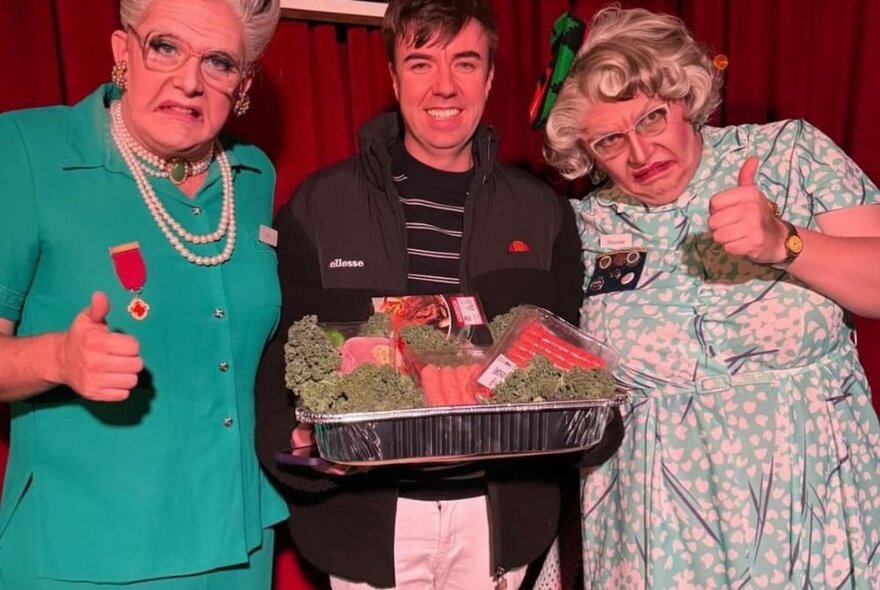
477, 354, 518, 390
452, 296, 484, 326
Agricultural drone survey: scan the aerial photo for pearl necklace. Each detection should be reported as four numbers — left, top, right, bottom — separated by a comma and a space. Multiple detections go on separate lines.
109, 101, 236, 266
110, 102, 213, 184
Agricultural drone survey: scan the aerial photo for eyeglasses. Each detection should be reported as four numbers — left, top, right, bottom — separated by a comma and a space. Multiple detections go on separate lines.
586, 103, 670, 160
128, 28, 246, 93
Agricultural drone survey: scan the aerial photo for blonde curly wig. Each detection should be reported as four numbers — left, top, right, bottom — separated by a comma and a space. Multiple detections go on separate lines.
544, 6, 722, 180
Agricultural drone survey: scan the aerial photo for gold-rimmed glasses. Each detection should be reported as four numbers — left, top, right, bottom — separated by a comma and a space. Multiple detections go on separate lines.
128, 28, 247, 94
586, 103, 670, 160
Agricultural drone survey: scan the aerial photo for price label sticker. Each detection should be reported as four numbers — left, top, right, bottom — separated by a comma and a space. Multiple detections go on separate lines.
451, 296, 485, 326
477, 354, 518, 390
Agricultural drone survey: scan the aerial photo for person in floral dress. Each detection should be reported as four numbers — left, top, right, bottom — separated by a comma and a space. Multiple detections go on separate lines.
542, 7, 880, 588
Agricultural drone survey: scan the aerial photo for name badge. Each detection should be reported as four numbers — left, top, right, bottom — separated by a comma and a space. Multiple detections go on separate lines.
599, 234, 633, 249
259, 225, 278, 247
587, 249, 647, 296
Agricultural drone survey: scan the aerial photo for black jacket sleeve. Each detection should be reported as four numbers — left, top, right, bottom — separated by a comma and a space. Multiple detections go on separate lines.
551, 197, 585, 326
578, 407, 624, 467
255, 194, 338, 496
254, 188, 375, 497
554, 198, 625, 467
551, 196, 625, 467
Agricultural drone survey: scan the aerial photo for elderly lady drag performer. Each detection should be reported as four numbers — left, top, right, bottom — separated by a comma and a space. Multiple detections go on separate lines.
0, 0, 282, 588
543, 7, 880, 589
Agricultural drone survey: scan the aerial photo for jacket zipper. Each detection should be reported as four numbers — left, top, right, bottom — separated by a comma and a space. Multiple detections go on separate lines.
459, 138, 493, 293
378, 150, 410, 284
492, 567, 509, 589
486, 478, 506, 584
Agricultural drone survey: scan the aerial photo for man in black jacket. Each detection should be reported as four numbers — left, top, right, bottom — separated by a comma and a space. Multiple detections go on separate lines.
255, 1, 622, 588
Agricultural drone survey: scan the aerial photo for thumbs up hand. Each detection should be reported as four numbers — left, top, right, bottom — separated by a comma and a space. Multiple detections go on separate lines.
56, 292, 144, 401
707, 156, 788, 264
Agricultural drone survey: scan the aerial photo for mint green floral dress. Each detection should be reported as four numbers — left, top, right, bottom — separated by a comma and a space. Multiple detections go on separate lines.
574, 120, 880, 588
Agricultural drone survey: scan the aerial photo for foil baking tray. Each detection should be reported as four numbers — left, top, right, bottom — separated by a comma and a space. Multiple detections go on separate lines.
293, 393, 627, 466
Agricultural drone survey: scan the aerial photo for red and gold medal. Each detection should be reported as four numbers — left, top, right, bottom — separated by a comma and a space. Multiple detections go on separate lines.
109, 242, 149, 320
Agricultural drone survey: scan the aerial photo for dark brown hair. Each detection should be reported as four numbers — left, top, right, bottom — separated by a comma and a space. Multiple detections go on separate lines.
382, 0, 499, 66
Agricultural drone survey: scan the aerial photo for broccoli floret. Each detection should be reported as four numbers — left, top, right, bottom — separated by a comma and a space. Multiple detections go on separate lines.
359, 312, 392, 337
493, 356, 563, 403
299, 364, 423, 413
492, 355, 616, 403
488, 306, 525, 342
330, 364, 424, 413
297, 375, 344, 414
398, 324, 458, 350
284, 316, 341, 393
556, 367, 617, 401
284, 317, 424, 413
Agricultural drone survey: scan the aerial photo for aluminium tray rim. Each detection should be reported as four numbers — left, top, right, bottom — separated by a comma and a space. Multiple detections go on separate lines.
324, 445, 599, 467
296, 390, 629, 424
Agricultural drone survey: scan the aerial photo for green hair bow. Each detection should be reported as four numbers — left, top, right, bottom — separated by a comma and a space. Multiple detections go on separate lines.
529, 12, 586, 129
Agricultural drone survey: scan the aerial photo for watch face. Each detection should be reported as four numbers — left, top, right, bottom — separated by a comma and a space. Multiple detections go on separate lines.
787, 234, 803, 254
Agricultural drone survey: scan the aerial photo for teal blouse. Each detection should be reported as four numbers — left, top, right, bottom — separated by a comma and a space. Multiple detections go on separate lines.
0, 85, 287, 583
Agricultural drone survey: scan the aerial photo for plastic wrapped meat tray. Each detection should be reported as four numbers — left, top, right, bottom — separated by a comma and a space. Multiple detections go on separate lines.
295, 392, 627, 466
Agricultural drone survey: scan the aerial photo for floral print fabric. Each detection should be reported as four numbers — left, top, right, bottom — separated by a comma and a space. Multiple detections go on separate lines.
574, 120, 880, 588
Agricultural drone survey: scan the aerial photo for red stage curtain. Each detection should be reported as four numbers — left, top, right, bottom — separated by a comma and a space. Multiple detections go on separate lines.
1, 2, 879, 589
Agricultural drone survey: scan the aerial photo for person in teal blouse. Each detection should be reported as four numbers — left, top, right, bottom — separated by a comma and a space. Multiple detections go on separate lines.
540, 6, 880, 588
0, 0, 284, 588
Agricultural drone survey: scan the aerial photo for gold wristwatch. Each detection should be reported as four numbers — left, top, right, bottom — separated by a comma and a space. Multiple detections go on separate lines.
772, 220, 803, 269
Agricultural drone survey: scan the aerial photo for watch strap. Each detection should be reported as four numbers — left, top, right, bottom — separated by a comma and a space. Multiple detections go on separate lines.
771, 220, 802, 269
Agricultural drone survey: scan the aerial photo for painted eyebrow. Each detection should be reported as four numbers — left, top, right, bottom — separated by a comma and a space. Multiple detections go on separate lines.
145, 31, 239, 58
144, 30, 185, 42
590, 104, 667, 138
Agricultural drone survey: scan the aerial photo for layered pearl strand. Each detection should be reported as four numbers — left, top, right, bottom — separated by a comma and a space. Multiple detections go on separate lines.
109, 101, 236, 266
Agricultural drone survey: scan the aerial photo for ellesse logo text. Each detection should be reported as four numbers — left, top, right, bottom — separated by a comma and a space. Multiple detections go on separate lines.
328, 258, 365, 269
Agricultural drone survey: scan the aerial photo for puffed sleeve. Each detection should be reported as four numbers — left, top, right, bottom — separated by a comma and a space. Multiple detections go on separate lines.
784, 119, 880, 215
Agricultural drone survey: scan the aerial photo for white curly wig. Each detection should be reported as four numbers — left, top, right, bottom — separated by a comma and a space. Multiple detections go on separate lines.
119, 0, 280, 65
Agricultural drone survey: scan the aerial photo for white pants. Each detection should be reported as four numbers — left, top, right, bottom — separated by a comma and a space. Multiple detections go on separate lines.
330, 496, 527, 590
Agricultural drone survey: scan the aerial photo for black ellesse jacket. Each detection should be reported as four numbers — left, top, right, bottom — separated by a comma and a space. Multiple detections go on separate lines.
255, 113, 622, 587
